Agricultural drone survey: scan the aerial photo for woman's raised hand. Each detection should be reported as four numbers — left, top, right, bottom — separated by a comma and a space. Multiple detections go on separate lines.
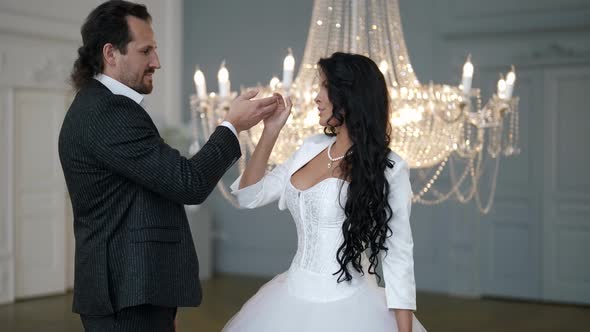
263, 93, 292, 133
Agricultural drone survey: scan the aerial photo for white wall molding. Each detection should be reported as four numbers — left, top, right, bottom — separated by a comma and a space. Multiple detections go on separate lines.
435, 0, 590, 37
541, 66, 590, 304
0, 87, 15, 305
28, 53, 75, 85
0, 52, 6, 75
0, 262, 14, 304
448, 0, 590, 18
0, 11, 81, 42
521, 43, 590, 62
442, 37, 590, 75
0, 34, 77, 90
162, 0, 183, 127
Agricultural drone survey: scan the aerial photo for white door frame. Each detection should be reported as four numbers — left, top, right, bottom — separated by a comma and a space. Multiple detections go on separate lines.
0, 87, 15, 305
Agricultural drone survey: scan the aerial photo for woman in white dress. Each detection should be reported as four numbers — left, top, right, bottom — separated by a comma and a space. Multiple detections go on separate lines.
224, 52, 426, 332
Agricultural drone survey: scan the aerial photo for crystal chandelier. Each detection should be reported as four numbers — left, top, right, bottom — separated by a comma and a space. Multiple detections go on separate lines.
189, 0, 520, 213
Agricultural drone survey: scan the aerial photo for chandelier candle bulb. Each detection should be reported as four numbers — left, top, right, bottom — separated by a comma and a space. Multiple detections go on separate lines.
461, 55, 473, 95
505, 66, 516, 99
217, 61, 230, 97
497, 74, 507, 100
270, 76, 280, 90
193, 67, 207, 99
283, 49, 295, 90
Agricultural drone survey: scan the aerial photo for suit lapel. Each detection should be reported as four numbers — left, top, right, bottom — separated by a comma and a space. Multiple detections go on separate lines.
90, 79, 162, 137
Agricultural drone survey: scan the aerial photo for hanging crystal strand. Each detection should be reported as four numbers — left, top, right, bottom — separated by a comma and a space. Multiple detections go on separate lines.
295, 0, 330, 87
357, 0, 370, 56
414, 152, 475, 205
413, 160, 446, 200
329, 0, 345, 52
507, 98, 520, 155
513, 99, 520, 153
367, 0, 383, 60
507, 113, 514, 153
188, 97, 202, 156
350, 0, 359, 53
324, 1, 338, 56
488, 123, 500, 158
385, 0, 419, 87
474, 152, 501, 214
449, 156, 477, 203
206, 99, 216, 138
203, 104, 213, 139
342, 0, 351, 51
190, 97, 198, 140
239, 131, 249, 166
458, 151, 483, 204
413, 158, 473, 204
381, 0, 398, 87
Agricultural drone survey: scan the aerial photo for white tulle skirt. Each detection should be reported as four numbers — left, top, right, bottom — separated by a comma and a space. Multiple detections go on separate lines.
222, 268, 427, 332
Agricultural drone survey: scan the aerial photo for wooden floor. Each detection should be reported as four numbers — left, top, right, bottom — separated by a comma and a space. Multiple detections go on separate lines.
1, 275, 589, 331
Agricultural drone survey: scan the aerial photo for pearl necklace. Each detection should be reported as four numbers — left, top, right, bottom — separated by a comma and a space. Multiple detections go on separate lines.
327, 141, 347, 169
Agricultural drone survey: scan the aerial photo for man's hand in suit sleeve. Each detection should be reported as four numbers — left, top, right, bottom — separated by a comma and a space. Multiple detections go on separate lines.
85, 95, 241, 205
223, 90, 280, 133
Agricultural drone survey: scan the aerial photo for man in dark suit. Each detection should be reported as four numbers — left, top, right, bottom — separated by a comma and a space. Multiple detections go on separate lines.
58, 1, 281, 331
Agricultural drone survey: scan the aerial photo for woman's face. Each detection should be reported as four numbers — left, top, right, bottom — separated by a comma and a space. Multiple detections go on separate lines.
315, 71, 336, 127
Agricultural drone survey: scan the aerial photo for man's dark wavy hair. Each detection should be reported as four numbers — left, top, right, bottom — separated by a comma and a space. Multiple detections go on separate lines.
318, 52, 395, 283
70, 0, 151, 90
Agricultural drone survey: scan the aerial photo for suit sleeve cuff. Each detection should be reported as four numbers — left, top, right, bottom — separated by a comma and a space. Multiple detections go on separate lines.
220, 121, 238, 139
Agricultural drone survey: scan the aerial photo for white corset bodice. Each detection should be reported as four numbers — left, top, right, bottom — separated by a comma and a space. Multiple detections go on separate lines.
285, 178, 348, 275
284, 178, 369, 301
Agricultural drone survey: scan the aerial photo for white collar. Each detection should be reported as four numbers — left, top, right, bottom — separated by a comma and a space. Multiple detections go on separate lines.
94, 73, 145, 106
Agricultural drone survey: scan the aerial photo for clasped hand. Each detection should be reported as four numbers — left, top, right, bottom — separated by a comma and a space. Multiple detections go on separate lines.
224, 90, 292, 133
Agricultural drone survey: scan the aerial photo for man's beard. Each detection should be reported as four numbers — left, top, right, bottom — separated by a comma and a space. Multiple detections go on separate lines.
133, 81, 152, 94
133, 73, 153, 94
122, 70, 154, 94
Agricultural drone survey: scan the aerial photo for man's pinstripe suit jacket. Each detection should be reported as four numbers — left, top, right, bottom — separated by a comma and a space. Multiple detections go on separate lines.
58, 79, 240, 315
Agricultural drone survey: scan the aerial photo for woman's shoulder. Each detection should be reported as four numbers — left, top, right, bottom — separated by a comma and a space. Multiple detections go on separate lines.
387, 149, 407, 166
282, 134, 331, 164
303, 133, 332, 145
295, 133, 332, 151
386, 150, 410, 177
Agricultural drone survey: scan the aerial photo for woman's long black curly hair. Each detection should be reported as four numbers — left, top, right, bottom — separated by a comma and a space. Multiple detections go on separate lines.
318, 52, 395, 282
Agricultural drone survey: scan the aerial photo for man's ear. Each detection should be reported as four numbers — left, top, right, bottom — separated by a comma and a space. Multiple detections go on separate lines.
102, 43, 118, 67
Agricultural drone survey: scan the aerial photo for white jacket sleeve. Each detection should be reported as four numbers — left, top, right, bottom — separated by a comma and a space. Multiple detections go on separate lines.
380, 159, 416, 310
229, 150, 298, 209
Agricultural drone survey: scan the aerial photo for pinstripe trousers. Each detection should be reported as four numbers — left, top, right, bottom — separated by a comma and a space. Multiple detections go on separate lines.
80, 304, 177, 332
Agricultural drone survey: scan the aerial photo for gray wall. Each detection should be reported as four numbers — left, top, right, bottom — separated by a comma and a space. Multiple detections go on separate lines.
183, 0, 590, 304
